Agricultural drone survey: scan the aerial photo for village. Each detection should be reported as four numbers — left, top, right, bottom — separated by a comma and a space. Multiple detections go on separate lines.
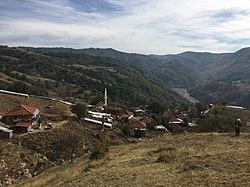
1, 89, 250, 186
0, 88, 200, 140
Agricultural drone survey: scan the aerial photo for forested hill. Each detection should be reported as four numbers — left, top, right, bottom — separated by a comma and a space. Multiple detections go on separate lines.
81, 46, 250, 108
0, 45, 188, 107
3, 45, 250, 107
22, 47, 205, 88
164, 47, 250, 108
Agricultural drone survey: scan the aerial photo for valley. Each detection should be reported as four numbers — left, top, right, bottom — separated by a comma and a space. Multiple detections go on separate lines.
1, 45, 250, 186
172, 88, 199, 103
1, 1, 250, 187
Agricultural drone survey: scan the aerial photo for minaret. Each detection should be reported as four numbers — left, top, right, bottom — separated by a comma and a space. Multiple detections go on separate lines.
104, 88, 108, 107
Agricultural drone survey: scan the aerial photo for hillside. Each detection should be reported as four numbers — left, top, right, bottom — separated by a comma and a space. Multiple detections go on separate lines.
0, 45, 188, 107
211, 47, 250, 81
2, 45, 250, 108
187, 48, 250, 108
22, 46, 250, 108
0, 93, 71, 117
79, 48, 206, 88
156, 52, 232, 78
0, 93, 131, 186
19, 133, 250, 187
155, 47, 250, 107
189, 81, 250, 108
23, 47, 205, 88
1, 80, 250, 186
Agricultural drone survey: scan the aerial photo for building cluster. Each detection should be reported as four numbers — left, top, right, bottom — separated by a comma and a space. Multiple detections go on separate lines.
0, 88, 197, 139
0, 105, 40, 139
83, 88, 198, 138
86, 101, 191, 138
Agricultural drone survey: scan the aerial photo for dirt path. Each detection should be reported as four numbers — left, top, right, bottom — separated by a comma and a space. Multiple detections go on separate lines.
51, 120, 69, 128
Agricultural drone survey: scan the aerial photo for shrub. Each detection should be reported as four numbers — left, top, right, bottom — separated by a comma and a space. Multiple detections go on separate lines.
89, 142, 108, 160
157, 152, 177, 163
156, 146, 178, 163
34, 160, 54, 175
195, 116, 234, 133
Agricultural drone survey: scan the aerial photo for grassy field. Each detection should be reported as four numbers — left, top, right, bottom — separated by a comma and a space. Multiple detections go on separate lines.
19, 132, 250, 187
0, 93, 71, 117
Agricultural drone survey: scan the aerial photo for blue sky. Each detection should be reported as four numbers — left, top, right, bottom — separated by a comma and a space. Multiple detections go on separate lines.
0, 0, 250, 54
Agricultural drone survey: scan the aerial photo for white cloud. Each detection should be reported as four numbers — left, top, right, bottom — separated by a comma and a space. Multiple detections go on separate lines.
1, 0, 250, 54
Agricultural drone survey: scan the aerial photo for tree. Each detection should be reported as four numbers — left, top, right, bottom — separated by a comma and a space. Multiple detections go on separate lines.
148, 100, 164, 114
194, 102, 206, 116
211, 104, 220, 117
90, 92, 104, 105
63, 128, 83, 162
9, 81, 30, 93
71, 103, 88, 119
55, 125, 84, 162
188, 107, 198, 122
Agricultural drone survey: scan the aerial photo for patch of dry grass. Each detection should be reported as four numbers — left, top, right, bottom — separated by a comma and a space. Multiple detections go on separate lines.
0, 93, 71, 117
19, 133, 250, 187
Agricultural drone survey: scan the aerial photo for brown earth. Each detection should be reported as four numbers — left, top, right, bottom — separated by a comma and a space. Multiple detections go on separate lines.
18, 133, 250, 187
0, 121, 129, 186
0, 93, 71, 117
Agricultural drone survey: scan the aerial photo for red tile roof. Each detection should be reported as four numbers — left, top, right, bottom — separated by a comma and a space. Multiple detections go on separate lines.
5, 105, 37, 117
96, 101, 104, 106
162, 109, 171, 118
140, 117, 154, 124
128, 120, 147, 129
16, 121, 32, 128
120, 110, 133, 118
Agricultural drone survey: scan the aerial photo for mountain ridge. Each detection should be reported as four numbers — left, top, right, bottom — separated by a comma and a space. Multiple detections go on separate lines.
2, 45, 250, 108
0, 45, 188, 107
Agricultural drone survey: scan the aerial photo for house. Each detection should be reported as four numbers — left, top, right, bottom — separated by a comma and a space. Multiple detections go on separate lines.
106, 105, 122, 115
95, 101, 105, 111
162, 109, 184, 124
226, 105, 246, 110
88, 111, 113, 123
84, 117, 112, 129
2, 105, 40, 132
0, 122, 13, 139
140, 117, 156, 130
169, 116, 184, 124
140, 117, 171, 134
161, 109, 186, 133
126, 120, 147, 137
162, 109, 171, 120
134, 109, 145, 117
117, 110, 134, 122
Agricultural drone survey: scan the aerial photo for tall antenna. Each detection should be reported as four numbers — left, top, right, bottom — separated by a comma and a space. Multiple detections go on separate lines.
104, 88, 108, 107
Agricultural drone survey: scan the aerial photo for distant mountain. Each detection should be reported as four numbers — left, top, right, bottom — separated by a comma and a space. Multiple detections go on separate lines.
0, 45, 188, 107
156, 47, 250, 81
2, 45, 250, 108
36, 47, 203, 88
84, 48, 206, 87
185, 47, 250, 108
211, 47, 250, 81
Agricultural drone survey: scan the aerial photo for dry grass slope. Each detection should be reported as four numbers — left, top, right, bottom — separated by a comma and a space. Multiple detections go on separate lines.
19, 133, 250, 187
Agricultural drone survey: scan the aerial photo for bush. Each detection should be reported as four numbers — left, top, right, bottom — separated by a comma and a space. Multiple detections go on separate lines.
71, 103, 88, 119
89, 143, 107, 160
120, 125, 131, 137
195, 116, 234, 133
156, 146, 178, 163
34, 160, 54, 175
157, 152, 177, 163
